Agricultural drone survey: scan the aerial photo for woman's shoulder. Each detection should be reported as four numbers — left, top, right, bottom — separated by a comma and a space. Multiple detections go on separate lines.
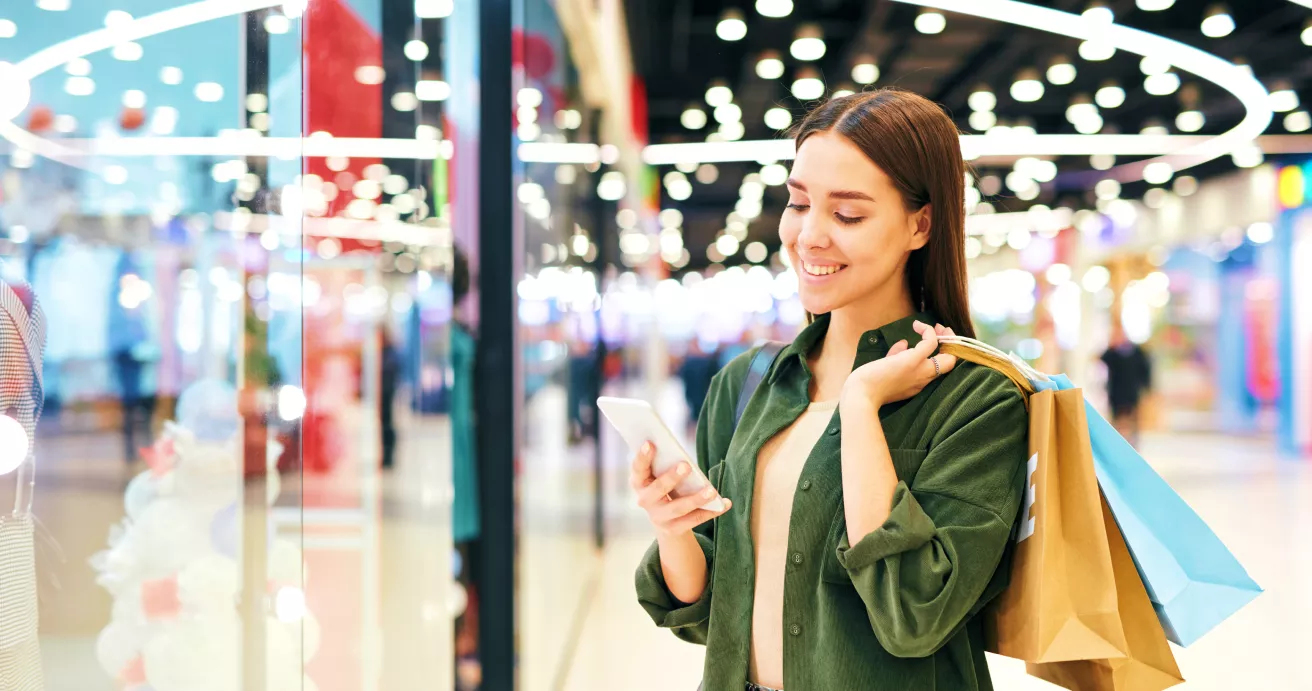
939, 358, 1028, 410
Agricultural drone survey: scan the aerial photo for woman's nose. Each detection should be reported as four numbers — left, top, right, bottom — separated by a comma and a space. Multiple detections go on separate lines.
797, 214, 829, 249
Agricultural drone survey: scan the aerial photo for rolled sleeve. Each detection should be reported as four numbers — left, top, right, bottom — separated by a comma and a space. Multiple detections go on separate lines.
836, 481, 935, 571
635, 534, 715, 644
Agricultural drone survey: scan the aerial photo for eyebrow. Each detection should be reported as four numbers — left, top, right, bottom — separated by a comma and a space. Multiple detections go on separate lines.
785, 178, 876, 202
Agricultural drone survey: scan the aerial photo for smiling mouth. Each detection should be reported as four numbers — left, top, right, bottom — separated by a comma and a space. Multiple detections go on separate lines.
801, 261, 847, 277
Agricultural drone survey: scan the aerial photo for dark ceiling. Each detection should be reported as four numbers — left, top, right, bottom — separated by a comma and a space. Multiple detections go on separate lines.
623, 0, 1312, 269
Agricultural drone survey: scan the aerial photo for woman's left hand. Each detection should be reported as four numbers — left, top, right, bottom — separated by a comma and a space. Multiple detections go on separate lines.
841, 321, 958, 409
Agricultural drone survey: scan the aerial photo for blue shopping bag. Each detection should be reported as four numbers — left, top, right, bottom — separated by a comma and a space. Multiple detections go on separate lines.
1039, 373, 1262, 647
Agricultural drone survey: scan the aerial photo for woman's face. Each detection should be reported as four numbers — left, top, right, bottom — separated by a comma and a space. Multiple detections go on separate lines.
779, 131, 930, 316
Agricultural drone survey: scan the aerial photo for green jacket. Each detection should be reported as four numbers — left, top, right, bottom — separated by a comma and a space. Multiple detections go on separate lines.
635, 312, 1029, 690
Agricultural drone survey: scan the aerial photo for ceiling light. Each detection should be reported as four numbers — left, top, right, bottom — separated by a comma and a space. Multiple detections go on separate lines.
968, 86, 996, 112
64, 75, 94, 96
1065, 95, 1098, 124
705, 82, 733, 107
714, 103, 742, 124
264, 13, 290, 34
1269, 89, 1299, 113
416, 79, 451, 101
65, 58, 91, 76
1079, 39, 1115, 61
1140, 56, 1171, 75
37, 0, 69, 10
1144, 72, 1180, 96
968, 110, 997, 131
1095, 178, 1121, 200
852, 58, 879, 85
392, 92, 419, 112
1137, 0, 1174, 9
764, 107, 793, 130
1090, 153, 1116, 170
719, 121, 746, 141
1173, 175, 1198, 196
716, 9, 747, 41
1082, 4, 1114, 24
756, 0, 794, 18
681, 106, 708, 130
1047, 57, 1076, 85
756, 51, 785, 80
1095, 82, 1125, 108
832, 86, 856, 98
0, 20, 15, 38
123, 89, 147, 109
1140, 119, 1169, 135
1143, 161, 1174, 184
790, 25, 825, 61
1074, 113, 1104, 134
1201, 6, 1234, 38
1143, 187, 1169, 208
696, 164, 719, 184
598, 171, 626, 200
354, 65, 385, 85
1247, 222, 1274, 244
517, 87, 543, 108
1011, 69, 1044, 102
404, 40, 429, 61
112, 42, 144, 61
915, 9, 946, 34
195, 82, 224, 102
415, 0, 454, 19
1304, 19, 1312, 47
791, 69, 824, 101
1284, 110, 1311, 133
761, 163, 788, 186
1231, 143, 1262, 168
1175, 110, 1205, 132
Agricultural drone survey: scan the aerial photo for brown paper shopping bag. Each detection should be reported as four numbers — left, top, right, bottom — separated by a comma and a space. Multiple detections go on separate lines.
1027, 495, 1184, 691
983, 387, 1129, 663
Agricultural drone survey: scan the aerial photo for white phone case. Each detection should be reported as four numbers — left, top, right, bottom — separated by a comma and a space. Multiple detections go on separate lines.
597, 396, 726, 512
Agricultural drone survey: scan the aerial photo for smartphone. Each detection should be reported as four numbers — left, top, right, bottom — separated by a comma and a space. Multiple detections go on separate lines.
597, 396, 726, 512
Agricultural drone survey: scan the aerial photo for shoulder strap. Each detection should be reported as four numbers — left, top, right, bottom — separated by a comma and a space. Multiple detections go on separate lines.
734, 341, 785, 429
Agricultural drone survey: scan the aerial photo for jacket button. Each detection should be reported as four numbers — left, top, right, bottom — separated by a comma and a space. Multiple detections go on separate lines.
800, 479, 812, 491
789, 623, 802, 636
827, 426, 839, 436
867, 335, 878, 345
791, 552, 803, 565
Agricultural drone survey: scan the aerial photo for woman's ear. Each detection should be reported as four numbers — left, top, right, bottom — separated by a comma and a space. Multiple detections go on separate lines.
909, 204, 932, 251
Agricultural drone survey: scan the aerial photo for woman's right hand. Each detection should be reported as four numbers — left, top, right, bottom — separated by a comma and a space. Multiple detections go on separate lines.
630, 441, 731, 538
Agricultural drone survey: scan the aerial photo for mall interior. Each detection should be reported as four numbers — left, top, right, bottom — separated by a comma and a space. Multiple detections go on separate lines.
0, 0, 1310, 690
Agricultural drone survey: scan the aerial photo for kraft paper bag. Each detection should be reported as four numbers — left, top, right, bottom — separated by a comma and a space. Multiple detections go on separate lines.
984, 387, 1128, 663
1027, 494, 1184, 691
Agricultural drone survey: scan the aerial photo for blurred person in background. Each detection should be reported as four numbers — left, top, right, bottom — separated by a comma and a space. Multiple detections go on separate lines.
679, 335, 720, 434
631, 89, 1028, 691
566, 333, 600, 444
379, 327, 400, 470
1101, 320, 1153, 446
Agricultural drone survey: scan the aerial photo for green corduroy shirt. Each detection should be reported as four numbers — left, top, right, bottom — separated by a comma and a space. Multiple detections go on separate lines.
636, 312, 1029, 691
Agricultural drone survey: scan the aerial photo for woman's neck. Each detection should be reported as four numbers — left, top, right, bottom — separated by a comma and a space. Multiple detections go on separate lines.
809, 288, 916, 400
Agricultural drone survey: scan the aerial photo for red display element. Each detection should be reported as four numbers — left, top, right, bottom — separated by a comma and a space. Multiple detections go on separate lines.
120, 655, 147, 685
120, 107, 146, 131
512, 29, 556, 79
141, 575, 181, 620
303, 0, 381, 251
26, 105, 54, 133
630, 76, 648, 145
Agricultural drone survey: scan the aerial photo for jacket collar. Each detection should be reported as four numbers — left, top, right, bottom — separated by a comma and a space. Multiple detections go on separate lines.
768, 310, 938, 385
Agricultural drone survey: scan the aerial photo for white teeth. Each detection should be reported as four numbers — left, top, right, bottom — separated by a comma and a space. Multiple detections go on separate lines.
803, 262, 842, 276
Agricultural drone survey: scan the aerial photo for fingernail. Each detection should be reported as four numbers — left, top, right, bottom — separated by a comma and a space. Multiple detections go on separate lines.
643, 441, 653, 453
703, 487, 715, 498
723, 499, 732, 509
677, 463, 689, 476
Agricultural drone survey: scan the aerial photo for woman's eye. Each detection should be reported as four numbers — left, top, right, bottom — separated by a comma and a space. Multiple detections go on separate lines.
786, 202, 810, 212
834, 213, 864, 225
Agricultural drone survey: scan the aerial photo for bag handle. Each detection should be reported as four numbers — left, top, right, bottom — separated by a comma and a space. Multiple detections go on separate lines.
937, 337, 1037, 408
734, 341, 785, 430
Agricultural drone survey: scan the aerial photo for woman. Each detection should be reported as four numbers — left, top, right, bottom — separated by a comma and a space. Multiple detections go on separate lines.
633, 89, 1029, 691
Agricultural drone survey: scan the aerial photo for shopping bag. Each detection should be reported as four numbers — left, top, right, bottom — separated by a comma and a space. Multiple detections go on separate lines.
983, 387, 1129, 662
1027, 494, 1184, 691
1043, 373, 1262, 646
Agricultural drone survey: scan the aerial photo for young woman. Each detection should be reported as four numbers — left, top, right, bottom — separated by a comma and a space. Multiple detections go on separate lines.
633, 89, 1029, 691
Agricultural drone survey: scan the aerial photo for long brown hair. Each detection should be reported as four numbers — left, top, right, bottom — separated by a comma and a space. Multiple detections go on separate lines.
792, 88, 976, 339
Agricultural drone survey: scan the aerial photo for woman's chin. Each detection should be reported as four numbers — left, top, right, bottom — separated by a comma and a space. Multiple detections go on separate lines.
799, 293, 839, 316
